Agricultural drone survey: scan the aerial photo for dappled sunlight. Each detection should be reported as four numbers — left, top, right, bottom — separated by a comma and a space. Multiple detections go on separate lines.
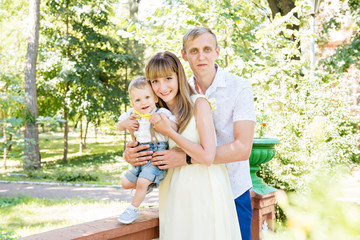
1, 197, 128, 238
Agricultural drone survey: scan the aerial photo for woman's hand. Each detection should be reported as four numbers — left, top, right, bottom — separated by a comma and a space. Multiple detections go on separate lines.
151, 147, 187, 169
123, 141, 153, 166
150, 113, 174, 136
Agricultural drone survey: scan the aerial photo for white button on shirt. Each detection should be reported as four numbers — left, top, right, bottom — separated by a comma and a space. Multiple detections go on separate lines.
189, 64, 256, 199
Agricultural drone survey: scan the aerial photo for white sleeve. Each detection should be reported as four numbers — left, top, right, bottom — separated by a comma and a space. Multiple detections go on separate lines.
233, 80, 256, 122
118, 108, 134, 122
158, 108, 177, 123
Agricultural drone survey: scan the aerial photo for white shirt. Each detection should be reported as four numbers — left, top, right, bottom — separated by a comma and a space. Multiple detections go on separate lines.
189, 64, 256, 199
118, 107, 176, 143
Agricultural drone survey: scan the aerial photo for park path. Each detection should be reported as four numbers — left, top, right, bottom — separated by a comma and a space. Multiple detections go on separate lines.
0, 181, 159, 204
1, 168, 360, 205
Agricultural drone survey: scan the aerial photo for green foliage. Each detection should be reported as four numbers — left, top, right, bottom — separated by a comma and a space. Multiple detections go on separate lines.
264, 169, 360, 239
0, 73, 25, 156
0, 227, 16, 240
135, 0, 360, 193
38, 0, 145, 134
0, 195, 30, 209
53, 169, 99, 182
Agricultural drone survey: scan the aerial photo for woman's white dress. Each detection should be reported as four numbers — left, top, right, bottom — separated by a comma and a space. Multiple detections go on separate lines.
159, 95, 241, 240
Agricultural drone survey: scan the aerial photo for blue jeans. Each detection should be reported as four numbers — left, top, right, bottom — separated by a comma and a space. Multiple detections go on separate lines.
124, 142, 168, 184
235, 189, 253, 240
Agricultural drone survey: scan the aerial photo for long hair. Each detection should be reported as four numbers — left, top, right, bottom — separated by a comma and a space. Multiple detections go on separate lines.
145, 51, 195, 133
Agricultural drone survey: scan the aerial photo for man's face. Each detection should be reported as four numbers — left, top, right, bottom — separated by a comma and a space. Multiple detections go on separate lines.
181, 32, 220, 79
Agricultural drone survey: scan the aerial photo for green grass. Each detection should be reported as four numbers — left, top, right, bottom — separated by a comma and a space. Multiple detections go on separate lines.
0, 131, 132, 185
0, 195, 131, 239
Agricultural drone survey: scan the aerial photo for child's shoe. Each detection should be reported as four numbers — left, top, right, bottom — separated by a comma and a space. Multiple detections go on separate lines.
117, 205, 139, 224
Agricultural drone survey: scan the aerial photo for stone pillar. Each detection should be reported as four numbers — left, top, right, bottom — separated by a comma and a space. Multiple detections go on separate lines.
251, 191, 277, 240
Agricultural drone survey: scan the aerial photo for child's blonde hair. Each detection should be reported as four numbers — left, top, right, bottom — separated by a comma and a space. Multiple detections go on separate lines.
128, 76, 151, 93
145, 51, 195, 133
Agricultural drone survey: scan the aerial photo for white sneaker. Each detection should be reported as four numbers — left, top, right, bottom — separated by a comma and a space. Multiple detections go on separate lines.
117, 205, 139, 224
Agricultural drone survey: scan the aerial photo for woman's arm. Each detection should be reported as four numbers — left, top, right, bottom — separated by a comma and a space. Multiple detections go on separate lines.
152, 97, 216, 166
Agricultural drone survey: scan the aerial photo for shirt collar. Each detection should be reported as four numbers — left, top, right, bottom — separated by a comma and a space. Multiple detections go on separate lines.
189, 63, 226, 96
150, 107, 158, 114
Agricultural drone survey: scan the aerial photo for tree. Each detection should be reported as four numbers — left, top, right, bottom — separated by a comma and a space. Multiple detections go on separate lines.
0, 0, 28, 169
39, 0, 144, 158
24, 0, 41, 170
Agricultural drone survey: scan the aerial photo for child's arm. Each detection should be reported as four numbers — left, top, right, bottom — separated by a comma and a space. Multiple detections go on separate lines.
152, 98, 216, 166
117, 117, 139, 132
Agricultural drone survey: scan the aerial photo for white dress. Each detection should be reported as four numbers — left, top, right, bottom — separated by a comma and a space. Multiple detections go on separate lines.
159, 95, 241, 240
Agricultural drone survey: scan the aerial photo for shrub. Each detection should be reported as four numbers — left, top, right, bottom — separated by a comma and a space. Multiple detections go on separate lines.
53, 169, 99, 182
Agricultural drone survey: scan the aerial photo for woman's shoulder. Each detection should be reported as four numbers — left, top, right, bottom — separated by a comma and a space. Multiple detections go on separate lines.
191, 94, 216, 111
191, 94, 206, 102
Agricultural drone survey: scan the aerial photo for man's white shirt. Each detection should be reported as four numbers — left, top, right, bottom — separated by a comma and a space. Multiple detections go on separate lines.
189, 64, 256, 199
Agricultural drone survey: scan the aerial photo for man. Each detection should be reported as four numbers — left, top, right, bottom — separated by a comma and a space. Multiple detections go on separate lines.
123, 27, 256, 240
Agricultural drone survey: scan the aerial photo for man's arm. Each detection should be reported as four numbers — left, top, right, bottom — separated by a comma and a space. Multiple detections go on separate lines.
152, 121, 254, 167
214, 120, 255, 164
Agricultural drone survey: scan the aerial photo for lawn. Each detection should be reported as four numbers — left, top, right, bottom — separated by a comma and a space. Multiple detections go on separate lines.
0, 195, 131, 239
0, 131, 152, 239
0, 130, 132, 185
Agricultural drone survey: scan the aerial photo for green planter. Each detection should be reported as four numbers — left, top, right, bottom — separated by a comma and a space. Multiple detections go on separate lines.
249, 138, 280, 195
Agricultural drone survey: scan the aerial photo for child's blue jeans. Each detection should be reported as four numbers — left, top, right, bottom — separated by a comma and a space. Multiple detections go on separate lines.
124, 141, 168, 184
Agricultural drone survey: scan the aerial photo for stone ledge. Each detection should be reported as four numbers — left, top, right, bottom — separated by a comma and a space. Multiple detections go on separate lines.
17, 208, 159, 240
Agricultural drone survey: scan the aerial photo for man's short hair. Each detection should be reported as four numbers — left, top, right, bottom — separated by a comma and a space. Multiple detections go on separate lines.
182, 27, 218, 51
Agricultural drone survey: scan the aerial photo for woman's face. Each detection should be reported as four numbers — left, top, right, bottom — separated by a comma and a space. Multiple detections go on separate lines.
149, 71, 179, 106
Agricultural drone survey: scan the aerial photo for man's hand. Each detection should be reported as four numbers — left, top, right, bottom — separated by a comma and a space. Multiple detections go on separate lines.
151, 147, 187, 170
123, 141, 153, 166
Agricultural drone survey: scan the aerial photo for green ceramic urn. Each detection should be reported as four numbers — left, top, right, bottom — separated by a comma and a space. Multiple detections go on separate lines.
249, 138, 280, 195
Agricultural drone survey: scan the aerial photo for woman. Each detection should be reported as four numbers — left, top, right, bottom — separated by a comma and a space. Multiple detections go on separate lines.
146, 51, 241, 240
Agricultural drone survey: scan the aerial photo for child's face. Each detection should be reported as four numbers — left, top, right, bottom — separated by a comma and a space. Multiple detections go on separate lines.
149, 72, 178, 106
130, 85, 158, 114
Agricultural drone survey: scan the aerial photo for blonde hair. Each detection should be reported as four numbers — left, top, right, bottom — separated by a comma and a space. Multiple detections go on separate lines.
145, 51, 195, 133
182, 27, 218, 52
128, 76, 150, 93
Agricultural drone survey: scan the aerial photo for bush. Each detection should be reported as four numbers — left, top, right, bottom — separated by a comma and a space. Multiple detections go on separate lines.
264, 169, 360, 239
53, 169, 99, 182
0, 228, 16, 240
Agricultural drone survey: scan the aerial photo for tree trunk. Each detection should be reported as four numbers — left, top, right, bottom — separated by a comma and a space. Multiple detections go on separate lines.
84, 117, 90, 149
63, 0, 70, 163
2, 111, 7, 170
267, 0, 280, 18
7, 134, 13, 151
24, 0, 41, 170
79, 116, 83, 153
63, 92, 68, 163
266, 0, 300, 59
94, 118, 98, 143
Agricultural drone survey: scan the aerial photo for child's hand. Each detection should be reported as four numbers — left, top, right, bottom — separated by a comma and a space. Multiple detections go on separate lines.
124, 118, 139, 131
117, 116, 139, 132
150, 113, 173, 136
